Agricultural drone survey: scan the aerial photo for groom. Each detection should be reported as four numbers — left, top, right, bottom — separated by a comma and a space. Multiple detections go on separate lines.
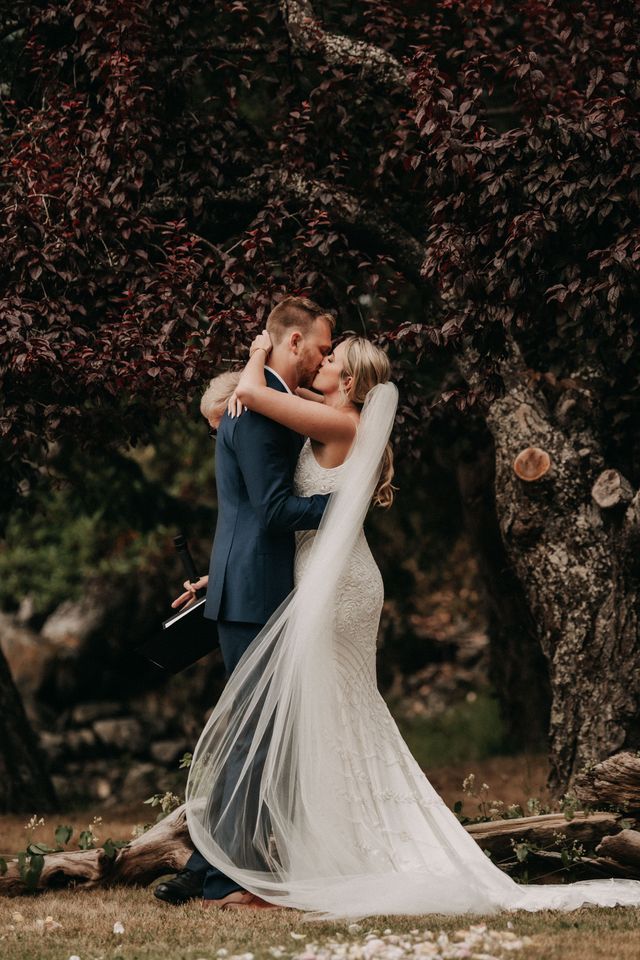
154, 296, 334, 907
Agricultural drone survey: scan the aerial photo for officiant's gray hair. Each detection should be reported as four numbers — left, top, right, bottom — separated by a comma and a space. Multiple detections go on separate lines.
201, 370, 241, 425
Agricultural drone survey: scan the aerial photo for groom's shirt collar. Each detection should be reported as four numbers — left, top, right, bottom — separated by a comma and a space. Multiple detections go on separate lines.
264, 365, 292, 394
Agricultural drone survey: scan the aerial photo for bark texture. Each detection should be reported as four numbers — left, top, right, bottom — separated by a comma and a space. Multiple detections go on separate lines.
458, 339, 640, 793
455, 445, 550, 749
574, 751, 640, 809
0, 649, 57, 813
467, 810, 623, 861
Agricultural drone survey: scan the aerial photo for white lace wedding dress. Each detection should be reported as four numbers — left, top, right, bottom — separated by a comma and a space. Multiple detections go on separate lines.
186, 384, 640, 918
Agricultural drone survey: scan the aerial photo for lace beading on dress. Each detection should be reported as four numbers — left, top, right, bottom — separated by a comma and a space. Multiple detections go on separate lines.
293, 438, 448, 868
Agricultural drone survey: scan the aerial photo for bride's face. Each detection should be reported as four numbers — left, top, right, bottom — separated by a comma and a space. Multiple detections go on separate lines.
311, 340, 349, 396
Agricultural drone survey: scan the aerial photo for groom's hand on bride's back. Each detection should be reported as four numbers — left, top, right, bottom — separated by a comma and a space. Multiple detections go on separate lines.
171, 576, 208, 609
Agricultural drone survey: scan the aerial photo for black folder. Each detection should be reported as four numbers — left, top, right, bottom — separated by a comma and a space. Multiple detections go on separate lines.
137, 597, 218, 674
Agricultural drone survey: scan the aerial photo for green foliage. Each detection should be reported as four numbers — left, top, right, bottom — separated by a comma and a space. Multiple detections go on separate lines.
143, 791, 183, 822
17, 851, 44, 891
178, 752, 192, 769
0, 422, 210, 617
78, 829, 96, 851
513, 841, 535, 863
102, 838, 129, 861
26, 841, 57, 856
395, 692, 508, 770
0, 856, 7, 875
54, 825, 73, 846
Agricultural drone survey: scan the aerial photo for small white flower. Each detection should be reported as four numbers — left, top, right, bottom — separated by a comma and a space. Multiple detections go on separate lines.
24, 814, 46, 831
69, 955, 81, 960
216, 951, 229, 958
348, 924, 362, 934
291, 932, 305, 940
35, 915, 62, 933
113, 921, 125, 935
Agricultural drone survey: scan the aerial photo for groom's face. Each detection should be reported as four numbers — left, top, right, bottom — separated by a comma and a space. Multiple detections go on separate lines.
295, 318, 333, 388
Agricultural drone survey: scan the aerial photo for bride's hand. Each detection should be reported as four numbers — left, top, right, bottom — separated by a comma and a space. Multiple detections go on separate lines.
249, 329, 272, 358
227, 389, 245, 419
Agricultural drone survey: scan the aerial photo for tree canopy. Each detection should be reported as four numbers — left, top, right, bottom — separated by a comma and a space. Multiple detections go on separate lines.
2, 0, 638, 492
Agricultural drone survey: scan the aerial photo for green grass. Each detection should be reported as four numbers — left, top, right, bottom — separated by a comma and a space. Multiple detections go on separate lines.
2, 887, 640, 960
394, 693, 509, 769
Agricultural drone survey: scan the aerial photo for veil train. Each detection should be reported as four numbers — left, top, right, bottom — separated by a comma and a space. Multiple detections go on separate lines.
186, 382, 640, 918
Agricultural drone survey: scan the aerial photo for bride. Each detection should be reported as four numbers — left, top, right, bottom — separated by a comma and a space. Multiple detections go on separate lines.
186, 331, 640, 918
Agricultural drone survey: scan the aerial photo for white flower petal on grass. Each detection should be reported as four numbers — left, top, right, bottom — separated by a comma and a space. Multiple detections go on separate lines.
34, 916, 63, 933
112, 921, 125, 935
216, 951, 229, 958
68, 955, 81, 960
348, 924, 362, 934
291, 932, 305, 940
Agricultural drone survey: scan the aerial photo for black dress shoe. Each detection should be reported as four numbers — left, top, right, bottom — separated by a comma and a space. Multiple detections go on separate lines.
154, 866, 207, 904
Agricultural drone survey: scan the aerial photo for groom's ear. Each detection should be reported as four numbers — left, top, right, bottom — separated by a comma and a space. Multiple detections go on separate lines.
289, 330, 303, 353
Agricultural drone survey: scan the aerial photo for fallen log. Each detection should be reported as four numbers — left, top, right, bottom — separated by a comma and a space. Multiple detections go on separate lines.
496, 849, 640, 883
0, 804, 192, 897
597, 829, 640, 868
1, 803, 635, 896
574, 751, 640, 810
466, 811, 624, 862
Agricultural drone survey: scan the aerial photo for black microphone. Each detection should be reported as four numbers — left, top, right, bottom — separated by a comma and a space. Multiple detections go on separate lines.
173, 534, 206, 598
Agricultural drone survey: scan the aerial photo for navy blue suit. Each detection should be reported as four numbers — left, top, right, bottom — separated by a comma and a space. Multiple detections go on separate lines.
188, 368, 328, 898
204, 368, 327, 625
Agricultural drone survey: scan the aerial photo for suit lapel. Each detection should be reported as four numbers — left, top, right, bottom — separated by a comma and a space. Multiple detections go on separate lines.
263, 369, 305, 454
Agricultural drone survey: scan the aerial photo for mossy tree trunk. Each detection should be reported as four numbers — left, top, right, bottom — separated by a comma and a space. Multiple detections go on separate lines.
455, 444, 551, 751
459, 339, 640, 794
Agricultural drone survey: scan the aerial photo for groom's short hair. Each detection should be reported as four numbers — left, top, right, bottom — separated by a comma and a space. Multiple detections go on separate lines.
267, 296, 335, 344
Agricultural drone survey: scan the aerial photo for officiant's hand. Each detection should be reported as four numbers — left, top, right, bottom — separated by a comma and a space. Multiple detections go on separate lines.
171, 575, 208, 609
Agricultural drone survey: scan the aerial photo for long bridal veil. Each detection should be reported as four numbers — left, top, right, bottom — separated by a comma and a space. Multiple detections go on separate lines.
186, 380, 640, 918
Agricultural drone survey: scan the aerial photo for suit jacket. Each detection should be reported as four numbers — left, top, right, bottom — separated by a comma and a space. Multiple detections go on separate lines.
204, 369, 328, 624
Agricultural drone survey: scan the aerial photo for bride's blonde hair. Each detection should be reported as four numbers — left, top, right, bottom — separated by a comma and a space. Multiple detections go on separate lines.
339, 336, 396, 509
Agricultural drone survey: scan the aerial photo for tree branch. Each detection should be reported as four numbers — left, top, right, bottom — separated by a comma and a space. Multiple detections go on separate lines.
142, 172, 427, 286
280, 0, 407, 90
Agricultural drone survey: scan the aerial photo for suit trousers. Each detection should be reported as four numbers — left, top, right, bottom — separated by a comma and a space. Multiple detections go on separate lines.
186, 619, 263, 900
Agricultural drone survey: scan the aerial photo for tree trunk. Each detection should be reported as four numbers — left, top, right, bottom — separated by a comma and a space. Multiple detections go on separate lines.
0, 648, 57, 813
458, 338, 640, 794
455, 443, 550, 749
